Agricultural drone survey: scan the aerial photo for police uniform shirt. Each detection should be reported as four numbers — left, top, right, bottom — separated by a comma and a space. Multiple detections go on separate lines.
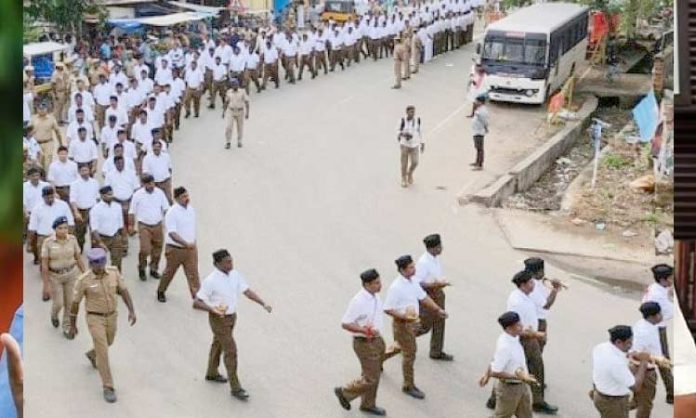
383, 274, 427, 316
69, 177, 99, 210
129, 187, 169, 225
105, 105, 129, 128
28, 200, 75, 235
48, 160, 79, 187
102, 155, 136, 177
94, 82, 113, 107
490, 332, 528, 376
631, 318, 661, 369
506, 288, 538, 332
73, 267, 127, 314
90, 200, 124, 237
342, 288, 385, 337
229, 54, 247, 73
642, 283, 674, 327
591, 341, 635, 396
66, 120, 95, 143
23, 180, 50, 212
414, 251, 443, 285
674, 299, 696, 395
104, 168, 138, 201
68, 138, 98, 164
41, 233, 80, 271
529, 279, 550, 320
142, 152, 171, 183
164, 203, 196, 247
196, 268, 249, 315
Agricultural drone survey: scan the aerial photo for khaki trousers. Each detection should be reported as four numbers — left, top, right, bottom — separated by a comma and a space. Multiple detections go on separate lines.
414, 46, 422, 72
285, 56, 296, 82
225, 112, 244, 144
592, 390, 629, 418
341, 336, 385, 409
330, 48, 344, 70
55, 185, 70, 202
629, 367, 657, 418
211, 80, 227, 107
50, 267, 79, 331
204, 69, 213, 96
75, 208, 91, 252
394, 58, 403, 87
521, 337, 544, 405
262, 63, 279, 88
314, 51, 328, 73
298, 56, 315, 79
86, 312, 118, 389
138, 222, 163, 272
538, 319, 547, 352
207, 313, 242, 391
658, 326, 673, 398
494, 381, 533, 418
98, 232, 124, 272
95, 104, 108, 129
416, 288, 445, 356
38, 140, 55, 171
54, 91, 68, 122
393, 319, 418, 388
158, 244, 200, 298
184, 88, 201, 116
156, 177, 173, 205
244, 70, 261, 94
400, 145, 419, 179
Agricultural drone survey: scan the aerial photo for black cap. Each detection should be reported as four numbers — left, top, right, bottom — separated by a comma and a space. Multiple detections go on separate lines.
497, 311, 520, 329
360, 269, 379, 283
608, 325, 633, 343
141, 173, 155, 183
213, 249, 230, 263
651, 264, 673, 280
52, 216, 69, 229
511, 270, 532, 286
174, 186, 187, 199
395, 255, 413, 270
524, 257, 544, 273
639, 301, 661, 318
42, 185, 54, 196
423, 234, 441, 249
27, 167, 40, 176
99, 185, 113, 195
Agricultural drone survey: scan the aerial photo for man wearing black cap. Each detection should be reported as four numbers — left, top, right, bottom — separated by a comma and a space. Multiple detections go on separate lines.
631, 302, 663, 418
642, 263, 674, 404
68, 247, 136, 403
414, 233, 453, 361
28, 186, 75, 275
525, 258, 563, 353
590, 326, 651, 417
478, 311, 534, 418
129, 173, 170, 281
69, 163, 99, 252
193, 249, 272, 401
383, 254, 447, 399
90, 186, 126, 271
334, 269, 387, 416
158, 186, 199, 301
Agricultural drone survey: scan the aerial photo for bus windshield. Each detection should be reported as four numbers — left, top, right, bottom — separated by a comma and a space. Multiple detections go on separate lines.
482, 37, 547, 66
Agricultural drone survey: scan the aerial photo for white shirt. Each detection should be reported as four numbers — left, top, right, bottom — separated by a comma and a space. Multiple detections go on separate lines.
93, 83, 112, 106
299, 40, 314, 56
28, 199, 75, 235
142, 152, 171, 182
72, 90, 95, 109
185, 68, 204, 89
68, 138, 98, 164
132, 120, 154, 147
592, 341, 635, 396
102, 154, 136, 176
155, 67, 173, 86
414, 251, 443, 285
129, 187, 169, 225
164, 203, 196, 247
23, 180, 50, 212
104, 167, 138, 200
67, 104, 95, 124
23, 92, 34, 123
196, 268, 250, 315
105, 105, 129, 128
490, 332, 528, 376
100, 125, 119, 147
108, 140, 138, 162
283, 39, 298, 56
24, 136, 41, 161
642, 283, 674, 327
631, 318, 661, 369
398, 117, 423, 148
47, 160, 79, 187
342, 288, 384, 337
145, 106, 165, 129
89, 200, 124, 236
674, 299, 696, 395
172, 78, 186, 102
262, 46, 279, 64
66, 121, 94, 143
69, 177, 100, 210
109, 71, 128, 89
125, 86, 146, 109
506, 288, 538, 332
229, 54, 246, 72
134, 64, 149, 80
383, 274, 427, 316
529, 279, 550, 320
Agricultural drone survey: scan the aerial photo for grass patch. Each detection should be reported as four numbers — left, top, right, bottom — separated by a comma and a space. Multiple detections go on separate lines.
603, 153, 632, 170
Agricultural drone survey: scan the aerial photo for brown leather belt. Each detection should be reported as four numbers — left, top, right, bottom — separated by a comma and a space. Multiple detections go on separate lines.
501, 380, 523, 385
87, 311, 116, 317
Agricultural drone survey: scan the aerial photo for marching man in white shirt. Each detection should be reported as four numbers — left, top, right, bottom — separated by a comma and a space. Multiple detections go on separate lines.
193, 249, 272, 401
642, 263, 674, 404
591, 326, 651, 418
298, 32, 316, 81
157, 186, 199, 302
383, 255, 447, 400
69, 163, 99, 252
68, 127, 98, 175
129, 173, 170, 281
333, 269, 387, 416
414, 233, 453, 361
90, 186, 126, 271
48, 146, 79, 202
23, 168, 50, 264
104, 155, 139, 250
630, 302, 665, 418
184, 60, 205, 118
478, 311, 535, 418
142, 140, 173, 204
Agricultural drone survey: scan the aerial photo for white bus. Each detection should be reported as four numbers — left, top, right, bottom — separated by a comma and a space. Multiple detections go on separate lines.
474, 3, 589, 104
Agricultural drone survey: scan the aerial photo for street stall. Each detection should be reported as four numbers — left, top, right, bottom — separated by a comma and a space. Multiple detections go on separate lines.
23, 41, 71, 107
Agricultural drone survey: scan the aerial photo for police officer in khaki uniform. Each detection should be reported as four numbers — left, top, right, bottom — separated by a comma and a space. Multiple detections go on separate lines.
391, 34, 408, 89
68, 248, 137, 403
223, 79, 249, 149
41, 216, 86, 337
31, 103, 64, 171
51, 62, 71, 125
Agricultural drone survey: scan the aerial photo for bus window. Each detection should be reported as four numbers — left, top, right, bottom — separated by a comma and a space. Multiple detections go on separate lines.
483, 38, 505, 61
505, 38, 524, 63
524, 39, 546, 65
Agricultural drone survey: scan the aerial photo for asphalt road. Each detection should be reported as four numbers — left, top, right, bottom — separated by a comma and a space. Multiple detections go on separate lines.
24, 36, 673, 418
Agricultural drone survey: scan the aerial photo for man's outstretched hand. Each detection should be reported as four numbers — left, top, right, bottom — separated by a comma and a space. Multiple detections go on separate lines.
1, 333, 23, 418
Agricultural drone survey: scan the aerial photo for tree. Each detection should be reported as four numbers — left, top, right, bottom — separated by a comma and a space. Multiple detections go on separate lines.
24, 0, 106, 38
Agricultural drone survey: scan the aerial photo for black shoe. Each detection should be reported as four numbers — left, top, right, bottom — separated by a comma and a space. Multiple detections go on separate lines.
194, 114, 199, 118
334, 387, 350, 410
225, 143, 231, 149
237, 141, 242, 148
103, 387, 117, 403
359, 406, 386, 415
486, 397, 496, 409
51, 316, 59, 328
139, 269, 146, 281
402, 386, 425, 399
150, 270, 160, 279
532, 402, 559, 414
185, 112, 190, 118
205, 374, 228, 383
63, 330, 74, 340
208, 105, 214, 109
157, 292, 166, 303
231, 388, 249, 401
86, 351, 97, 368
430, 352, 454, 361
666, 395, 674, 404
42, 294, 50, 302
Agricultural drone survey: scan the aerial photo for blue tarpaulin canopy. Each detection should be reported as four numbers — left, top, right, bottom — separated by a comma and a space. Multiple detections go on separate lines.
108, 19, 145, 33
632, 90, 659, 142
